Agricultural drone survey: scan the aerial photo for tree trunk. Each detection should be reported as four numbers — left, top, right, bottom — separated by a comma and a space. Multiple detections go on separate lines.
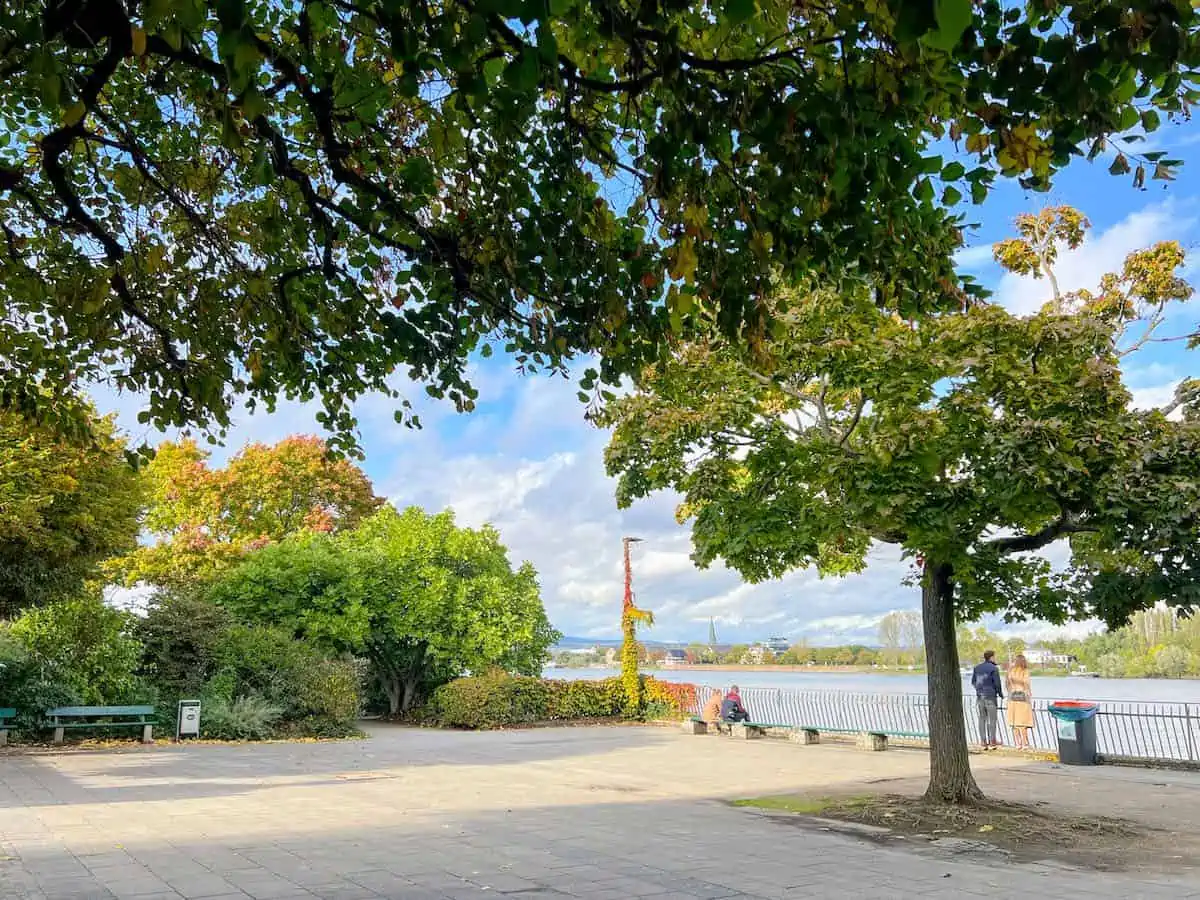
381, 675, 402, 717
921, 560, 984, 804
401, 678, 417, 713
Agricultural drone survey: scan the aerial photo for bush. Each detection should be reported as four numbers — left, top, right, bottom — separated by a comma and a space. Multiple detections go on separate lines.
136, 591, 233, 697
205, 623, 361, 737
7, 592, 143, 705
643, 678, 697, 719
200, 695, 283, 740
545, 678, 625, 720
429, 674, 633, 729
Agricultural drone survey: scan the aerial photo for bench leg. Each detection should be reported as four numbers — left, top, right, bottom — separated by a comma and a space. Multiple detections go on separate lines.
142, 725, 154, 744
789, 728, 819, 745
53, 727, 64, 745
683, 720, 708, 735
857, 732, 888, 751
731, 723, 761, 740
0, 728, 7, 747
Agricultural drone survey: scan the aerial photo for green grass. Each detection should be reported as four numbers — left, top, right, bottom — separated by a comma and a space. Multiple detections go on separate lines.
730, 794, 873, 815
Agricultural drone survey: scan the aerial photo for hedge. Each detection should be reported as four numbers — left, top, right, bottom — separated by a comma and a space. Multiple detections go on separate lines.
427, 672, 694, 729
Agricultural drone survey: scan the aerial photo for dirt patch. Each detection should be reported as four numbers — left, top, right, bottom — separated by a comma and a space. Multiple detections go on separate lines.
732, 793, 1188, 871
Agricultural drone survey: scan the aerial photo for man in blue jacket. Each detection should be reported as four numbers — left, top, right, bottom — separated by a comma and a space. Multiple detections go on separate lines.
972, 650, 1004, 749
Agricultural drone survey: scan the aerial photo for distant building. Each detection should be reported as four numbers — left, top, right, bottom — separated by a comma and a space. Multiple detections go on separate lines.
745, 645, 766, 664
762, 636, 790, 654
662, 649, 688, 667
1025, 646, 1073, 667
604, 647, 618, 666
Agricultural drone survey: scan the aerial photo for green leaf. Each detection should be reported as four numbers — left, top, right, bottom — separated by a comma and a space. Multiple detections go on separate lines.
940, 161, 965, 180
942, 186, 962, 206
926, 0, 971, 51
915, 178, 934, 203
724, 0, 756, 25
504, 47, 540, 92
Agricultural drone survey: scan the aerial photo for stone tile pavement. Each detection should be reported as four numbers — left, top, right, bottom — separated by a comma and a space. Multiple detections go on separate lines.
1, 724, 1198, 899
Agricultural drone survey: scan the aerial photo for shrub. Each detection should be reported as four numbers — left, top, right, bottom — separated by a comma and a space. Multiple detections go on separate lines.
643, 678, 697, 719
200, 695, 283, 740
429, 675, 633, 729
205, 623, 362, 737
429, 671, 551, 729
545, 678, 625, 720
136, 591, 233, 697
8, 592, 143, 705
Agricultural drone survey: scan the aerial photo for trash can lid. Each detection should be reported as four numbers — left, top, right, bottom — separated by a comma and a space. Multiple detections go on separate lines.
1049, 700, 1099, 709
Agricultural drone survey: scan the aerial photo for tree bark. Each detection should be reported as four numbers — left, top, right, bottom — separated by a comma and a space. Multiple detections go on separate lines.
401, 678, 417, 713
921, 560, 985, 804
381, 675, 402, 717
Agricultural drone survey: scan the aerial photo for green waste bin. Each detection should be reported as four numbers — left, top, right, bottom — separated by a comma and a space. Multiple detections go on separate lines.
1049, 701, 1099, 765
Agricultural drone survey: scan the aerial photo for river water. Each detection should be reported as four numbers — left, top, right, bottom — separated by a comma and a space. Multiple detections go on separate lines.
546, 666, 1200, 703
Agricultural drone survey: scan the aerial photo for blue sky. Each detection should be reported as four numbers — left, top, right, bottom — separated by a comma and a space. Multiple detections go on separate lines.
97, 123, 1200, 647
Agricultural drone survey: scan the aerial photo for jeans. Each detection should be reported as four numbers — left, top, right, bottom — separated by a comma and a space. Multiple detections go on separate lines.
976, 695, 999, 745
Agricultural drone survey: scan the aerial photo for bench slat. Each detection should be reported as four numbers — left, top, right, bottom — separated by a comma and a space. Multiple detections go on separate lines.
0, 708, 15, 719
46, 706, 155, 717
55, 721, 146, 729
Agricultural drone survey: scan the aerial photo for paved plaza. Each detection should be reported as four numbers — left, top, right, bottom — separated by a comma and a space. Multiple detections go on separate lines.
2, 724, 1199, 899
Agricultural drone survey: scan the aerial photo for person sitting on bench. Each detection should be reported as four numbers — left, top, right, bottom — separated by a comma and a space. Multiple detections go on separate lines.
701, 690, 725, 724
720, 685, 750, 723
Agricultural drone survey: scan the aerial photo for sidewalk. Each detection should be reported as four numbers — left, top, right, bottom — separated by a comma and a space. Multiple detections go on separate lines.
1, 725, 1197, 899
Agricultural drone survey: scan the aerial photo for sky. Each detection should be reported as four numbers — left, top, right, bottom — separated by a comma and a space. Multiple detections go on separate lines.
95, 122, 1200, 648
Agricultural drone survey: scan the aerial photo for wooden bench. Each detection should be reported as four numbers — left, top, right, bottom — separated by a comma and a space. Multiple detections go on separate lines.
788, 725, 929, 751
45, 706, 156, 745
0, 708, 14, 747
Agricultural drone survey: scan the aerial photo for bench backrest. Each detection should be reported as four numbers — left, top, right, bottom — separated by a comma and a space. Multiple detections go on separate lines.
46, 706, 155, 717
0, 708, 15, 719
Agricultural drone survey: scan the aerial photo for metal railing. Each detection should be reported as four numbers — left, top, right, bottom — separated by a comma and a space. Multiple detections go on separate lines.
692, 685, 1200, 764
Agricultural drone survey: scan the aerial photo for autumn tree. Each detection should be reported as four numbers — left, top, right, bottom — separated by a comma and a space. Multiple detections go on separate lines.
601, 274, 1199, 802
0, 403, 142, 616
109, 435, 381, 588
877, 613, 903, 666
3, 2, 1198, 447
208, 505, 558, 714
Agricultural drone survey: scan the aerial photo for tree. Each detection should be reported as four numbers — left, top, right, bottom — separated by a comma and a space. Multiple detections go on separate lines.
1154, 644, 1192, 678
208, 506, 558, 714
3, 3, 1197, 448
602, 272, 1200, 802
109, 435, 381, 588
0, 404, 142, 616
878, 613, 903, 666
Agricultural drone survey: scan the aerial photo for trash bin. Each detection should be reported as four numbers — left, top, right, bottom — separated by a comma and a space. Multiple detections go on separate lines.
1049, 701, 1099, 765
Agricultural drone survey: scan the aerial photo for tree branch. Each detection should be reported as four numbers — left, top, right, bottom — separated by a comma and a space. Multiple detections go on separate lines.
987, 517, 1093, 555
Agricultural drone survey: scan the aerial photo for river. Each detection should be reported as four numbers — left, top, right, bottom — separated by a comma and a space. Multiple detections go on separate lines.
546, 666, 1200, 703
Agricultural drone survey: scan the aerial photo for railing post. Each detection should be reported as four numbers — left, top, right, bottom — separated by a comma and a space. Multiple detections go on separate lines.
1187, 703, 1196, 763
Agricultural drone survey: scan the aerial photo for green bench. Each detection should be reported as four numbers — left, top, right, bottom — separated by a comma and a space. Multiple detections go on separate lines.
0, 708, 14, 747
45, 706, 156, 745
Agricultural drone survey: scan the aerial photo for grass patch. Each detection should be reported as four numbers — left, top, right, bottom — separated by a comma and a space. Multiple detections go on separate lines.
732, 794, 871, 815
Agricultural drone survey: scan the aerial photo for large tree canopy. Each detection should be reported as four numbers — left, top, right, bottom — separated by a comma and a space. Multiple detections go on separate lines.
209, 505, 558, 714
601, 261, 1199, 801
107, 434, 382, 588
2, 1, 1198, 447
0, 404, 142, 616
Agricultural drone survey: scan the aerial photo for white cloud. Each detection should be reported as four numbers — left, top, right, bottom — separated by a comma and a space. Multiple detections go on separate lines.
954, 244, 996, 270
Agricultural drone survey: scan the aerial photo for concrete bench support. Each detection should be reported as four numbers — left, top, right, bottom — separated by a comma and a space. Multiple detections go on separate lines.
142, 724, 154, 744
683, 719, 709, 735
730, 723, 764, 740
857, 731, 888, 751
0, 729, 7, 747
789, 728, 820, 745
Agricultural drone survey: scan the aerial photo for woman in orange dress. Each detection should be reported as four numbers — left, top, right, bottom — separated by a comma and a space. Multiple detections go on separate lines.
1005, 654, 1035, 749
